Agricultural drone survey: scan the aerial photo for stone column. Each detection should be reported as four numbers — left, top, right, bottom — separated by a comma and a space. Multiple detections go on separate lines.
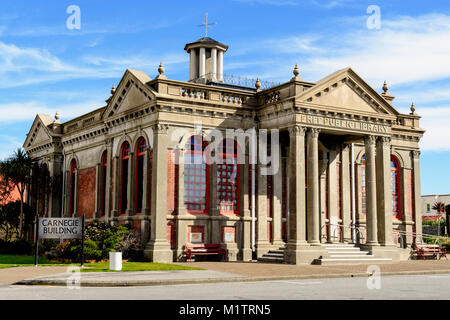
175, 148, 187, 261
126, 151, 135, 215
364, 135, 379, 246
319, 156, 327, 243
199, 47, 206, 79
327, 150, 338, 243
256, 162, 270, 257
376, 137, 394, 246
241, 160, 252, 261
94, 162, 101, 219
341, 145, 352, 242
104, 141, 113, 221
285, 126, 308, 264
142, 148, 151, 216
218, 50, 224, 82
189, 49, 197, 80
210, 161, 221, 244
307, 128, 320, 245
412, 151, 422, 243
111, 156, 120, 217
211, 48, 217, 81
272, 140, 284, 247
139, 147, 151, 246
73, 167, 79, 217
144, 124, 172, 263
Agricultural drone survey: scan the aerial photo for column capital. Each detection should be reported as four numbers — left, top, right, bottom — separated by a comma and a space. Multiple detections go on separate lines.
412, 150, 421, 159
152, 123, 169, 135
288, 125, 306, 137
364, 135, 377, 146
377, 136, 391, 144
307, 127, 320, 138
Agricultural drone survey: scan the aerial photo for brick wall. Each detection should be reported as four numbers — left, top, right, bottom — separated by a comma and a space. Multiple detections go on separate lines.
77, 167, 96, 218
405, 169, 414, 221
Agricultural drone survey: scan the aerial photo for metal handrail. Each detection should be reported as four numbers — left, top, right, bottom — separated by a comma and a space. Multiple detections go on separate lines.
391, 229, 450, 246
321, 223, 366, 244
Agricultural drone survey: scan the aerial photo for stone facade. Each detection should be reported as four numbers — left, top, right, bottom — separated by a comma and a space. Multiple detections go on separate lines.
23, 37, 425, 264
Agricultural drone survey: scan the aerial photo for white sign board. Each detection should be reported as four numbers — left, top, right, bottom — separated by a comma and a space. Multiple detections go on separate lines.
223, 232, 234, 243
38, 218, 83, 239
190, 232, 203, 244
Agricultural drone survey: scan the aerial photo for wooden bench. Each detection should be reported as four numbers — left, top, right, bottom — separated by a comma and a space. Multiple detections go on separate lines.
185, 244, 227, 262
413, 244, 447, 260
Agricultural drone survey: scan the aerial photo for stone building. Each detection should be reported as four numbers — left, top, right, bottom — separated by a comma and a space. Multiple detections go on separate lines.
23, 37, 425, 264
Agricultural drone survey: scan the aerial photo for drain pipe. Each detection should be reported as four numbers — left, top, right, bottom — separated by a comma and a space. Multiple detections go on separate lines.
251, 162, 256, 252
60, 150, 66, 217
351, 143, 356, 243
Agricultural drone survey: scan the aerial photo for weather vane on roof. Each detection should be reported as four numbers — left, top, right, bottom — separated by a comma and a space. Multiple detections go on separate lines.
198, 12, 216, 37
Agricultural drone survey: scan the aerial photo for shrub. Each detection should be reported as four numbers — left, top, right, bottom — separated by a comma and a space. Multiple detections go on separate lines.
55, 239, 103, 261
0, 239, 33, 254
51, 222, 140, 261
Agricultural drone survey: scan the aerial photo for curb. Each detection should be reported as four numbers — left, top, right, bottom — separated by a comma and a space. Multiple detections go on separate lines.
14, 269, 450, 287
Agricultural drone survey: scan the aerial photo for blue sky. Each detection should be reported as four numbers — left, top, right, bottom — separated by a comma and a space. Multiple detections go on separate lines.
0, 0, 450, 195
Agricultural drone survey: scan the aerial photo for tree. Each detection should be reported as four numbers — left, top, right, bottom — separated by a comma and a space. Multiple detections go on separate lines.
0, 149, 32, 239
432, 201, 446, 237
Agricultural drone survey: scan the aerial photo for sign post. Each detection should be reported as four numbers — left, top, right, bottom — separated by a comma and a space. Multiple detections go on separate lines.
34, 214, 39, 267
35, 216, 85, 267
81, 215, 85, 267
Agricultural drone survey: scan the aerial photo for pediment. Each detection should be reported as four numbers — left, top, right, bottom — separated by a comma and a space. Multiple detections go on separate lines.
23, 115, 54, 150
298, 68, 399, 116
103, 69, 156, 119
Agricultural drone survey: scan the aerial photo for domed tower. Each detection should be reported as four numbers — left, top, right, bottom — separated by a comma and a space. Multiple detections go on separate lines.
184, 37, 228, 84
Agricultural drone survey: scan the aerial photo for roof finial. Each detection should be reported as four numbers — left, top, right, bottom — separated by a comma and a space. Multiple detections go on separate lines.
255, 77, 261, 91
291, 64, 302, 81
410, 102, 416, 115
54, 111, 60, 121
111, 84, 116, 95
158, 62, 165, 75
382, 80, 389, 93
293, 64, 300, 77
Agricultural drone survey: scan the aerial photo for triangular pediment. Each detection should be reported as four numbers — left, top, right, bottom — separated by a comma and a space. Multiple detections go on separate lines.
298, 68, 399, 116
23, 115, 54, 150
102, 69, 156, 119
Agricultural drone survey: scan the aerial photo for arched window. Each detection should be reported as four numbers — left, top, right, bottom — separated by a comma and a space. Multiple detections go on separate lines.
217, 139, 240, 215
184, 136, 208, 214
135, 138, 147, 214
391, 155, 401, 219
100, 151, 107, 217
120, 142, 130, 215
361, 154, 366, 215
69, 159, 77, 217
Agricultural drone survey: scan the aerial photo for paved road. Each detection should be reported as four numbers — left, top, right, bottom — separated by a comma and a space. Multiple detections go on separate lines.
1, 273, 449, 300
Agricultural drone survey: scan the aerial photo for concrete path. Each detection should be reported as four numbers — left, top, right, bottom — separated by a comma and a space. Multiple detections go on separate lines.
9, 259, 450, 287
0, 266, 68, 285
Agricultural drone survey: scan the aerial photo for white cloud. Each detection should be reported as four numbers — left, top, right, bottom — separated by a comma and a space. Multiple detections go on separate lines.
0, 100, 105, 123
244, 14, 450, 88
418, 107, 450, 151
0, 40, 188, 88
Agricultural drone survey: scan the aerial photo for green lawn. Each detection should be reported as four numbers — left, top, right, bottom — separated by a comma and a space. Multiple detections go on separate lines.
80, 262, 202, 272
0, 254, 202, 272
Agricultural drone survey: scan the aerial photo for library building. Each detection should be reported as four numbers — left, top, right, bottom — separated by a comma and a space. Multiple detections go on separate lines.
23, 36, 424, 264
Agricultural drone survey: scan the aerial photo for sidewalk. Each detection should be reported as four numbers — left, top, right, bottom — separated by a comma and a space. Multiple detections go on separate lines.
8, 259, 450, 287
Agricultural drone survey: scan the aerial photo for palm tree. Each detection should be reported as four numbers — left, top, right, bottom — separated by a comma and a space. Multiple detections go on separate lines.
0, 149, 32, 239
432, 201, 446, 237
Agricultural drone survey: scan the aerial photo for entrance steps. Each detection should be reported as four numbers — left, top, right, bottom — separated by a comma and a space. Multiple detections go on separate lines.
314, 243, 393, 265
257, 247, 285, 264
